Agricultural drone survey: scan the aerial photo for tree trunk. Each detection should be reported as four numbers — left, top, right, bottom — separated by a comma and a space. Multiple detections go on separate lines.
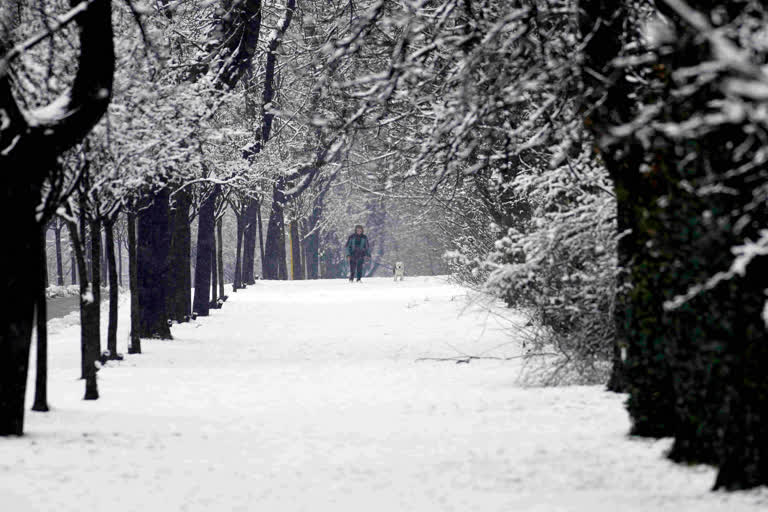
233, 209, 244, 290
193, 186, 218, 316
278, 221, 287, 280
100, 230, 107, 285
579, 0, 658, 406
290, 220, 303, 280
87, 217, 102, 399
68, 217, 100, 400
211, 234, 219, 307
32, 226, 49, 412
305, 224, 319, 279
127, 211, 141, 354
242, 199, 258, 284
77, 200, 89, 380
217, 217, 225, 299
320, 251, 327, 279
105, 220, 120, 360
70, 247, 77, 285
137, 188, 172, 339
300, 219, 307, 278
86, 222, 93, 283
263, 180, 287, 279
41, 227, 49, 290
117, 232, 123, 288
0, 177, 40, 435
257, 202, 265, 278
168, 188, 191, 322
182, 195, 193, 317
300, 219, 308, 280
54, 223, 64, 286
304, 194, 325, 280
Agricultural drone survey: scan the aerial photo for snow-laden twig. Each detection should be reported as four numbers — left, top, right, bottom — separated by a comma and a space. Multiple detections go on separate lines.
664, 229, 768, 311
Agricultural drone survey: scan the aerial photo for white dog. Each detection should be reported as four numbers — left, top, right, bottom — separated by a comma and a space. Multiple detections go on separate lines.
394, 261, 405, 282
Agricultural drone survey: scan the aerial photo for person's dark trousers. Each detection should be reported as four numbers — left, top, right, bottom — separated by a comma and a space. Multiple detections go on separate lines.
349, 257, 364, 281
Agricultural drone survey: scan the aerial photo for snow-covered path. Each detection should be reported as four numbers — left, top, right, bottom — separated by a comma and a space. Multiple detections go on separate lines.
2, 277, 766, 511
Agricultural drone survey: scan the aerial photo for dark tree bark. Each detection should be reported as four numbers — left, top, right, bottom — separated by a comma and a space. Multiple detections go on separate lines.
77, 197, 90, 380
168, 188, 192, 322
242, 199, 258, 284
304, 178, 332, 280
104, 219, 120, 360
193, 186, 218, 317
579, 0, 650, 402
300, 220, 307, 279
217, 218, 225, 299
304, 219, 319, 280
67, 217, 100, 401
117, 231, 123, 288
32, 226, 49, 412
233, 206, 245, 290
182, 195, 193, 315
263, 179, 287, 279
277, 224, 287, 280
70, 248, 77, 285
257, 203, 265, 277
211, 233, 219, 307
53, 220, 64, 286
137, 189, 172, 339
100, 230, 107, 285
86, 223, 93, 282
290, 220, 303, 280
87, 218, 102, 400
210, 228, 216, 309
127, 211, 141, 354
42, 234, 49, 288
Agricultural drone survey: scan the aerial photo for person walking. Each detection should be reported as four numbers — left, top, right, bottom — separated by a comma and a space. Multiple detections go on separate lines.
346, 225, 370, 282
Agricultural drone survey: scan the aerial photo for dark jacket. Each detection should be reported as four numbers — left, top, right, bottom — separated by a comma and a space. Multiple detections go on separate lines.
346, 233, 370, 259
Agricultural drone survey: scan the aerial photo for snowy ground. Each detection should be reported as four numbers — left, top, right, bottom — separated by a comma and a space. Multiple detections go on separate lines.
2, 277, 767, 511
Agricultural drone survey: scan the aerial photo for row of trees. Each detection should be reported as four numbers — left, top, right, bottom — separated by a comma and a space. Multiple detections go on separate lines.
0, 0, 321, 435
0, 0, 449, 439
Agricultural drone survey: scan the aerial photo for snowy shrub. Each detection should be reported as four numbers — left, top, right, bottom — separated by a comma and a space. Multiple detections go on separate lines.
483, 150, 617, 384
443, 196, 499, 288
45, 284, 81, 299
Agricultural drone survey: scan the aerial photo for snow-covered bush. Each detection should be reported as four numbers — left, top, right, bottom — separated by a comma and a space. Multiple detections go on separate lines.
45, 284, 81, 299
482, 150, 617, 383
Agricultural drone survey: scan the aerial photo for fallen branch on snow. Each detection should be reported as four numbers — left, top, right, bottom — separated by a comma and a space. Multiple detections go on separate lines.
415, 353, 559, 364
